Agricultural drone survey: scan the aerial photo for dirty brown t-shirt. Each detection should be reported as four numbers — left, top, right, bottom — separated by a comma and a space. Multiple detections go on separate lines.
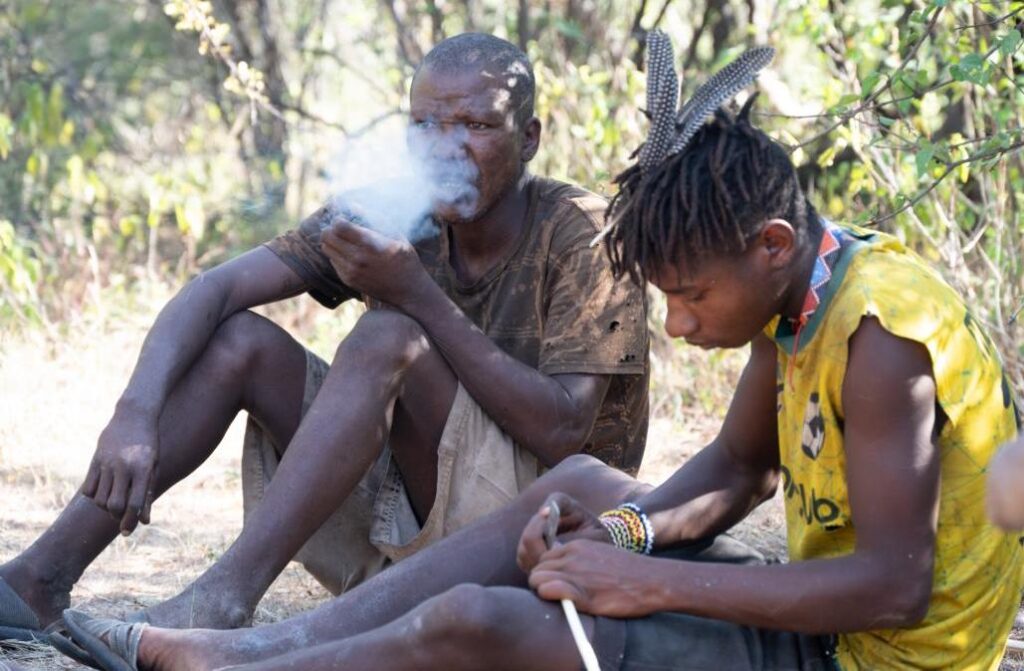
264, 176, 649, 474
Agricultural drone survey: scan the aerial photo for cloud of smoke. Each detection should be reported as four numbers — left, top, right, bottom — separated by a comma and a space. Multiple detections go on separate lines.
324, 115, 479, 242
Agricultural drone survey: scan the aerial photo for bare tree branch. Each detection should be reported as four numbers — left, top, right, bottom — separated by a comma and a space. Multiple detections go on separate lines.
870, 139, 1024, 226
789, 6, 946, 150
380, 0, 423, 69
518, 0, 531, 51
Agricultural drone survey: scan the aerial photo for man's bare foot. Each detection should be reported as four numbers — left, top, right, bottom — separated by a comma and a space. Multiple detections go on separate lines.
135, 581, 252, 630
0, 559, 72, 629
138, 627, 239, 671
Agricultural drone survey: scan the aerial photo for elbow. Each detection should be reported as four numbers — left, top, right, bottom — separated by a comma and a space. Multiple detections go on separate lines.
889, 581, 932, 627
870, 565, 933, 628
534, 422, 592, 468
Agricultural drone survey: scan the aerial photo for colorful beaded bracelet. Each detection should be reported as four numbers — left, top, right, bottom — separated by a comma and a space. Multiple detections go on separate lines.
598, 502, 654, 555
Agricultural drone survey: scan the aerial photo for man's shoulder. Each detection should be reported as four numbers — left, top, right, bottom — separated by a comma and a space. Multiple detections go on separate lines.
530, 177, 608, 252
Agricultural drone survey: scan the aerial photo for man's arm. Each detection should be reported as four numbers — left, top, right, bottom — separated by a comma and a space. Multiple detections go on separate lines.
84, 247, 309, 532
516, 335, 777, 570
394, 278, 610, 466
115, 247, 308, 418
532, 318, 941, 633
638, 333, 782, 546
320, 223, 612, 467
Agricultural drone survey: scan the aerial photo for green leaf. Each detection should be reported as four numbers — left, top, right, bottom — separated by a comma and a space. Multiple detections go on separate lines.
817, 145, 839, 168
554, 19, 584, 42
860, 72, 881, 99
1000, 30, 1022, 58
915, 144, 935, 177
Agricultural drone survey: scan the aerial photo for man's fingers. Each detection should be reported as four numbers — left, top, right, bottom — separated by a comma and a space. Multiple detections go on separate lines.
140, 468, 157, 526
121, 471, 150, 535
320, 238, 359, 276
92, 467, 114, 510
332, 220, 369, 243
543, 502, 561, 549
546, 492, 587, 532
516, 511, 551, 571
106, 470, 128, 520
530, 572, 587, 607
80, 463, 100, 498
119, 507, 140, 536
323, 220, 373, 249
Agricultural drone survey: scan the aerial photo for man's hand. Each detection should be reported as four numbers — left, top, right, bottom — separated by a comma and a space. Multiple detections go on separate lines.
517, 493, 612, 572
529, 539, 660, 618
320, 220, 430, 308
81, 415, 158, 536
987, 437, 1024, 531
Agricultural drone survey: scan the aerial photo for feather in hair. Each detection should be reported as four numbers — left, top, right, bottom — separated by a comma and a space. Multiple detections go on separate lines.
668, 46, 775, 156
637, 30, 679, 173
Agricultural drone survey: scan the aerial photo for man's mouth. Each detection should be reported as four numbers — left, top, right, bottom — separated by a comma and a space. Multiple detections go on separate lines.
432, 178, 479, 208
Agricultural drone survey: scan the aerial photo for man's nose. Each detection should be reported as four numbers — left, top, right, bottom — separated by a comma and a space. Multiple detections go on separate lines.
664, 304, 699, 339
425, 124, 469, 158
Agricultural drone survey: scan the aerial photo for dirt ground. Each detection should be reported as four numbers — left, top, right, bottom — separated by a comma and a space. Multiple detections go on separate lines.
0, 323, 1020, 669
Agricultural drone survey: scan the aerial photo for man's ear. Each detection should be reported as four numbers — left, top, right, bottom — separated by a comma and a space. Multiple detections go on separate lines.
757, 219, 798, 269
520, 116, 541, 163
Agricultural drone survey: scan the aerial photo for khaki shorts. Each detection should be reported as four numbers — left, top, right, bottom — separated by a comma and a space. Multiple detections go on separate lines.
241, 349, 542, 595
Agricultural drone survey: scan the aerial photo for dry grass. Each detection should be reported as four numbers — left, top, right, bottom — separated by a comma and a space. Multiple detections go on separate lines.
0, 306, 334, 670
0, 291, 1016, 669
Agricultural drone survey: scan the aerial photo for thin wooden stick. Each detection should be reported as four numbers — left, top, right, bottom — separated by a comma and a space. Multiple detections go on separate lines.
561, 599, 601, 671
544, 501, 602, 671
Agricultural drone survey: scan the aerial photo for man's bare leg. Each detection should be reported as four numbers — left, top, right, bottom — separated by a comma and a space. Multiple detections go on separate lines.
125, 457, 641, 669
0, 311, 308, 629
144, 586, 590, 671
139, 309, 460, 628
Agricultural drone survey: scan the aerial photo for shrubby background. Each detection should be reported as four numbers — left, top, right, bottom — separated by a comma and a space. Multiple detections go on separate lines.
0, 2, 1023, 668
2, 0, 1022, 406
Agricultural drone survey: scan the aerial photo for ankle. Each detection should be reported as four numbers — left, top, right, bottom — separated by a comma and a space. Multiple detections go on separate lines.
6, 554, 76, 595
0, 558, 73, 626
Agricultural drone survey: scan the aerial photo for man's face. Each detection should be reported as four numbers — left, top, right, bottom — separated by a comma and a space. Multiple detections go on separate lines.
648, 248, 782, 350
408, 64, 537, 226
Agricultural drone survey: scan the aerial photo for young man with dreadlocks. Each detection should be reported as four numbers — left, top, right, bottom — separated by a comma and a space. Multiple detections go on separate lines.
58, 32, 1020, 671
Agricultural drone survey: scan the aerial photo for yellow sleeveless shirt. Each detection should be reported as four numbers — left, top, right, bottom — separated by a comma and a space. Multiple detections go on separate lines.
766, 224, 1022, 670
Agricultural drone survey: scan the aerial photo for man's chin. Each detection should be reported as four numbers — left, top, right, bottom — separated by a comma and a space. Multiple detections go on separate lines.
684, 336, 750, 350
432, 202, 481, 226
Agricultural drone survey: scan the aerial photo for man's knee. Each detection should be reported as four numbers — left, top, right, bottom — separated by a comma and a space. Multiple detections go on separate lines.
205, 311, 283, 379
516, 453, 641, 512
414, 584, 511, 649
334, 310, 431, 372
529, 454, 607, 495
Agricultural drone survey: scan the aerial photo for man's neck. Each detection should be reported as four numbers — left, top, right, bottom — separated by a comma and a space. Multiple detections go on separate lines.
448, 172, 532, 283
779, 221, 825, 322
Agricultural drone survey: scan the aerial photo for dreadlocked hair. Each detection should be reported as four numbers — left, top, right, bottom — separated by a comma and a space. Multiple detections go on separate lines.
607, 94, 817, 285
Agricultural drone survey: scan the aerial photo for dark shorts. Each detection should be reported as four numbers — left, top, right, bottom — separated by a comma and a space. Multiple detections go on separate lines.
591, 536, 839, 671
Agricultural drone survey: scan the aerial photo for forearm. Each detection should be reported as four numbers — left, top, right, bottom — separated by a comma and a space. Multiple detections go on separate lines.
636, 551, 929, 633
638, 443, 778, 547
401, 282, 598, 465
116, 274, 234, 420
